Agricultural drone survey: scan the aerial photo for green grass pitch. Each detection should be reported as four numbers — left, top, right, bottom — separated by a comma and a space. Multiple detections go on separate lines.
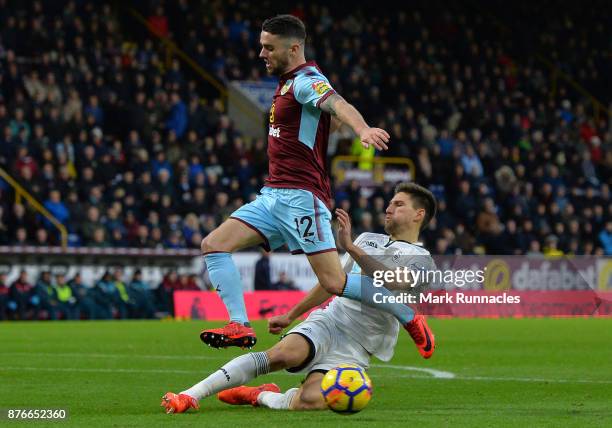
1, 318, 612, 427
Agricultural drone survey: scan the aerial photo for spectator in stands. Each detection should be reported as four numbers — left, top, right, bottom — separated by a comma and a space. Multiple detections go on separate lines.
45, 190, 70, 227
89, 227, 111, 248
0, 206, 8, 244
254, 251, 271, 291
54, 274, 78, 320
81, 207, 103, 244
272, 272, 298, 291
9, 270, 36, 320
33, 228, 51, 246
178, 274, 199, 291
13, 227, 29, 246
93, 271, 117, 319
157, 270, 181, 315
112, 268, 132, 319
69, 273, 97, 320
129, 269, 156, 319
599, 222, 612, 256
166, 92, 188, 139
0, 273, 9, 320
34, 270, 57, 320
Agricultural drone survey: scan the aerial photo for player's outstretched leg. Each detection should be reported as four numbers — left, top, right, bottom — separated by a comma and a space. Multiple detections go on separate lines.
162, 334, 310, 413
200, 219, 263, 348
225, 372, 327, 411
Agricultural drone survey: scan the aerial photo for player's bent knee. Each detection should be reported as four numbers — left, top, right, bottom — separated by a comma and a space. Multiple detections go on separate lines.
266, 347, 300, 371
201, 231, 226, 253
291, 390, 327, 410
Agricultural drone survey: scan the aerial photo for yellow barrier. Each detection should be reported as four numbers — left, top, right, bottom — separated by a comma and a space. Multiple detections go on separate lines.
538, 54, 611, 123
331, 155, 416, 184
126, 8, 261, 124
0, 167, 68, 248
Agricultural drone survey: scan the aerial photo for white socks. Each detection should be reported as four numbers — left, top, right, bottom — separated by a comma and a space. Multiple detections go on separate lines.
181, 352, 271, 400
257, 388, 299, 410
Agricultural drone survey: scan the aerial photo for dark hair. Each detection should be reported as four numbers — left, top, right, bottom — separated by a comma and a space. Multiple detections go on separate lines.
394, 182, 437, 231
262, 14, 306, 41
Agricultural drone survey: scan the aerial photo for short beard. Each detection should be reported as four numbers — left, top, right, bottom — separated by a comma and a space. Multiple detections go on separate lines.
270, 56, 290, 76
384, 222, 396, 236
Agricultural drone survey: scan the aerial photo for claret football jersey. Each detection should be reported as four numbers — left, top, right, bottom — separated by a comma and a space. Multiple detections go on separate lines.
265, 61, 335, 208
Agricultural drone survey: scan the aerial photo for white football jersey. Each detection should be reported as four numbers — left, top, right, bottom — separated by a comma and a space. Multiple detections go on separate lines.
325, 232, 435, 361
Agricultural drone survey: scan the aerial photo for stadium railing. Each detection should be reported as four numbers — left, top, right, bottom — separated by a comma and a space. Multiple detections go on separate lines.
540, 54, 611, 123
124, 7, 261, 125
331, 155, 416, 186
0, 167, 68, 248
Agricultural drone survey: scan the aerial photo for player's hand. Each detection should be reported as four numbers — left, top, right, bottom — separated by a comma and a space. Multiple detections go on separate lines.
268, 314, 292, 335
359, 127, 390, 150
335, 208, 353, 251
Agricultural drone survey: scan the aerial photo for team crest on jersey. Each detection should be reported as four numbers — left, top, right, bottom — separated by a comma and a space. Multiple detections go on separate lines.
392, 249, 407, 264
280, 79, 293, 95
311, 80, 331, 95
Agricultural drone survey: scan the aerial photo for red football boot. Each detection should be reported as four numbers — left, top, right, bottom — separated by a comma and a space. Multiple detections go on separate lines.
217, 383, 281, 406
200, 321, 257, 348
160, 392, 199, 414
404, 314, 435, 359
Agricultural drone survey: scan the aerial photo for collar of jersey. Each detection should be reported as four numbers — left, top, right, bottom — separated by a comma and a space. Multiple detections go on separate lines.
280, 60, 318, 80
384, 238, 423, 247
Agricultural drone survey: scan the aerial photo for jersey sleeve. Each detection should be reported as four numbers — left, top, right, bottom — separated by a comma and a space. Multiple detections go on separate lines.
340, 233, 369, 273
293, 70, 336, 109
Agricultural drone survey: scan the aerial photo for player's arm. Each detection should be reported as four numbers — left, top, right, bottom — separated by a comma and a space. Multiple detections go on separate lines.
319, 93, 389, 150
336, 208, 412, 290
268, 283, 331, 334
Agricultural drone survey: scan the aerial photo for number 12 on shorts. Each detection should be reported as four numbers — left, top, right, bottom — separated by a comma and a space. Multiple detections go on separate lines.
294, 216, 316, 242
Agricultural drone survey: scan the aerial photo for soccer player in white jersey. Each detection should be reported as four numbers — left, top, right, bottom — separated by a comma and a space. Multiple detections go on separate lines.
161, 183, 436, 413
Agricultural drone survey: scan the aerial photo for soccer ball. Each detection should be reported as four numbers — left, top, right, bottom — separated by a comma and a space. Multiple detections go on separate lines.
320, 364, 372, 414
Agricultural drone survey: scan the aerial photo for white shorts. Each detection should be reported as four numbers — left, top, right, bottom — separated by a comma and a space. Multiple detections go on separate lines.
285, 308, 371, 374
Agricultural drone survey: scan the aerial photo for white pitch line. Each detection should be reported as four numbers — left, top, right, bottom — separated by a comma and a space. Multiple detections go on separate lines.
1, 365, 611, 385
2, 366, 199, 375
454, 375, 612, 385
371, 364, 455, 379
371, 365, 612, 384
0, 352, 226, 361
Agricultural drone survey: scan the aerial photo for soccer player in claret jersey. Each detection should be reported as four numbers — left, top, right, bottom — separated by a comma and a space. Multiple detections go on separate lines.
161, 183, 436, 413
198, 14, 430, 357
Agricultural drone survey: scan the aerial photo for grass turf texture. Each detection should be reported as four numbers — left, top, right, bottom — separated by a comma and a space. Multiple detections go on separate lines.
1, 319, 612, 427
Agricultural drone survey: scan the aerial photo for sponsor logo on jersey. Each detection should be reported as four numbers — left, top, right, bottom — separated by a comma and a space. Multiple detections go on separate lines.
280, 79, 293, 95
311, 80, 332, 95
269, 126, 280, 138
364, 241, 378, 248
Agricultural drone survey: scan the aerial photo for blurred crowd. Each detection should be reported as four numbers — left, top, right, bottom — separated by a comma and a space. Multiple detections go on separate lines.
0, 0, 610, 256
0, 268, 200, 321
